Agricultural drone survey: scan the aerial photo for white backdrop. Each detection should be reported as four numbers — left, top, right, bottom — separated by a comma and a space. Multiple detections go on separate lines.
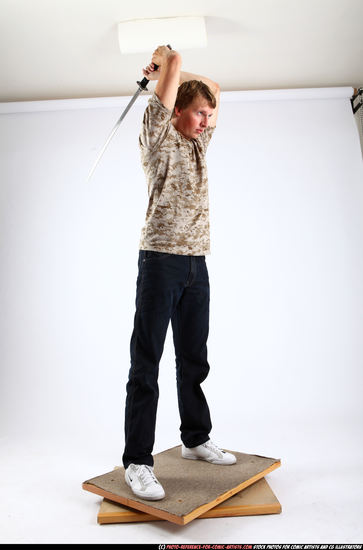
1, 87, 363, 543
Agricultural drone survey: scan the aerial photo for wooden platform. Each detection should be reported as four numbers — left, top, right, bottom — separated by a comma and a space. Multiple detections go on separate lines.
97, 476, 281, 524
83, 445, 281, 525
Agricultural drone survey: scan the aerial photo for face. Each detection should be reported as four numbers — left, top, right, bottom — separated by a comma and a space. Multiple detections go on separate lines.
173, 95, 215, 140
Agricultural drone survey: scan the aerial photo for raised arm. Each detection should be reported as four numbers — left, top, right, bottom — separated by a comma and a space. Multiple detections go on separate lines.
142, 49, 220, 127
151, 46, 182, 111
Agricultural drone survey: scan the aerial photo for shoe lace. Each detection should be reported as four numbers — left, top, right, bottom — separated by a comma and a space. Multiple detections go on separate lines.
203, 440, 225, 457
138, 465, 158, 486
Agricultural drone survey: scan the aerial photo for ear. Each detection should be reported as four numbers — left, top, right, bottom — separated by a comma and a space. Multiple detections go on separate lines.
174, 106, 182, 118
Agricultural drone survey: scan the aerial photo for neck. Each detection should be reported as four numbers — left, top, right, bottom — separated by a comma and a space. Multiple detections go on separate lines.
171, 117, 191, 140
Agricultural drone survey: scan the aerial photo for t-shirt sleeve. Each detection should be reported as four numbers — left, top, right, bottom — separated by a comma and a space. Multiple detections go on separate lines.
139, 92, 173, 152
197, 125, 216, 154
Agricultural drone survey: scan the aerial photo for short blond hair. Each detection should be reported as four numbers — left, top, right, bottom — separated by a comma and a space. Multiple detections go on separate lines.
174, 80, 216, 111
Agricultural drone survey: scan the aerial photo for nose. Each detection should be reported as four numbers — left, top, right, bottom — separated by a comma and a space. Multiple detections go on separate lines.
201, 115, 208, 127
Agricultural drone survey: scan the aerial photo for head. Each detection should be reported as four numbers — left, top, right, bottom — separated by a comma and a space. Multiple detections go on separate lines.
172, 80, 216, 140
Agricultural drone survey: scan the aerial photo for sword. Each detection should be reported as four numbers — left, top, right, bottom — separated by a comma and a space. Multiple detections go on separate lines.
86, 46, 171, 183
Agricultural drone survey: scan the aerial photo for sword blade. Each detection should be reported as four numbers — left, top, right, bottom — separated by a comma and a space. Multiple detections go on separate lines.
86, 87, 143, 183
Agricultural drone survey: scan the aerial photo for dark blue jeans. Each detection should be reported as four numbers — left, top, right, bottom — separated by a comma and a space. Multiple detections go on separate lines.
122, 250, 212, 468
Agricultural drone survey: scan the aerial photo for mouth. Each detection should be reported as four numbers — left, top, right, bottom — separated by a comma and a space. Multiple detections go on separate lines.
196, 128, 204, 134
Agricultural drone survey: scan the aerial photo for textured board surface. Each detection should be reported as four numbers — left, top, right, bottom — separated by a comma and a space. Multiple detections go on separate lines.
83, 445, 281, 525
97, 476, 282, 523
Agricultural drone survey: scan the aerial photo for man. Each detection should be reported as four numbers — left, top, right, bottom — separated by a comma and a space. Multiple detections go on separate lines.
122, 45, 236, 501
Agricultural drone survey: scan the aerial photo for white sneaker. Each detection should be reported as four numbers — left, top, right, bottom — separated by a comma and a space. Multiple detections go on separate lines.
182, 439, 237, 465
125, 464, 165, 500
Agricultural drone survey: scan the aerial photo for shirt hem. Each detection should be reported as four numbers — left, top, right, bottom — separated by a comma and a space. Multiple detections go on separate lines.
139, 246, 210, 256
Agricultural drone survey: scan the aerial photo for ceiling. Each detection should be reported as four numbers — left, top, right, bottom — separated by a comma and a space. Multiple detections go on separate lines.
1, 0, 362, 103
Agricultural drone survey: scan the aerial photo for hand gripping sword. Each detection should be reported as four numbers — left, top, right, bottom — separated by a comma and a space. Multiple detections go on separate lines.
86, 46, 171, 183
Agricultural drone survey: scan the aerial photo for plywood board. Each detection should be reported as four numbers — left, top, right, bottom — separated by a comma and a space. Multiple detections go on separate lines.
83, 445, 281, 525
97, 476, 281, 523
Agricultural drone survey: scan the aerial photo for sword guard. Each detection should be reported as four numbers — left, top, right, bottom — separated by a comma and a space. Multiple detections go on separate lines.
137, 78, 149, 91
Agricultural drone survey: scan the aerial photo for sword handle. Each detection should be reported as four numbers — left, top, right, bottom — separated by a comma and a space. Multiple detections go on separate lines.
137, 44, 172, 91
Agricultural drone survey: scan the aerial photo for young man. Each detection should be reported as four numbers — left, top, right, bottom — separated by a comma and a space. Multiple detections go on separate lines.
122, 45, 236, 501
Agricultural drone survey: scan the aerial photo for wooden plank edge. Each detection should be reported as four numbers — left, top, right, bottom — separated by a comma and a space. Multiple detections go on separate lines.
182, 459, 281, 525
82, 482, 185, 525
200, 502, 282, 519
98, 502, 282, 524
98, 511, 159, 524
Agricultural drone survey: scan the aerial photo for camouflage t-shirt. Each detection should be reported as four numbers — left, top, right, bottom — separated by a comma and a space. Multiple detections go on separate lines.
138, 92, 215, 256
